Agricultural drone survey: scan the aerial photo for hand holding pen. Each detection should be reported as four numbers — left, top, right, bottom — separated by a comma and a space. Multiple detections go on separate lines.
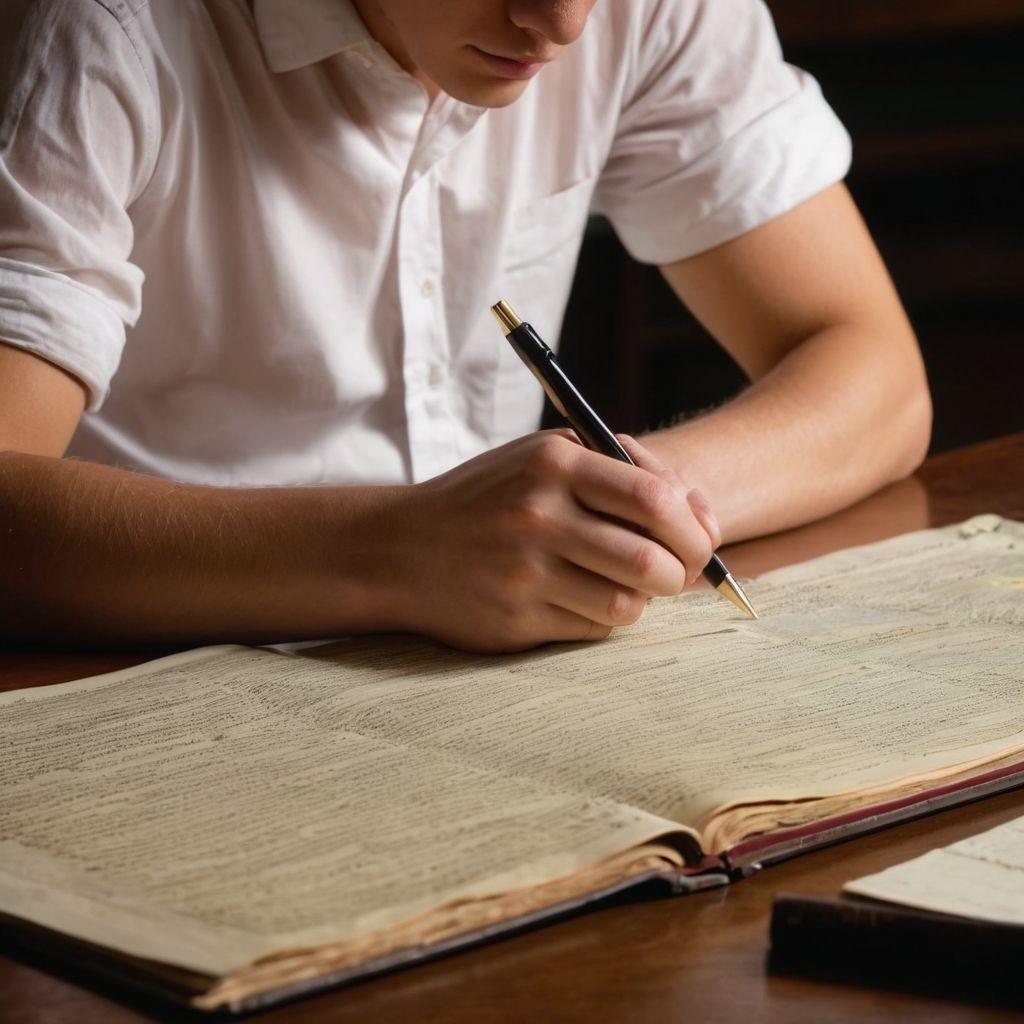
396, 427, 731, 651
375, 305, 743, 653
491, 300, 757, 620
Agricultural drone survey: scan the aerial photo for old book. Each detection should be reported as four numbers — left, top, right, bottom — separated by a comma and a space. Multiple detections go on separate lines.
768, 814, 1024, 1002
768, 893, 1024, 1003
2, 514, 1022, 1012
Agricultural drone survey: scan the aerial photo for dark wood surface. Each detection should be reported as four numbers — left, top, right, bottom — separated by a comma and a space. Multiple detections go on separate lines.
2, 433, 1023, 1022
768, 0, 1024, 45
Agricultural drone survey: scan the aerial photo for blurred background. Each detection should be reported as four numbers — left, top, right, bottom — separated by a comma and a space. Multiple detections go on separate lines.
552, 0, 1024, 454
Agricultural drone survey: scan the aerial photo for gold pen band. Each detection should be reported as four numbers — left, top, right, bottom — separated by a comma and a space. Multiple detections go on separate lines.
491, 300, 522, 333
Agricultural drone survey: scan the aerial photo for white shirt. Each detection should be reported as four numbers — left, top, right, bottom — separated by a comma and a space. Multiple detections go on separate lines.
0, 0, 850, 486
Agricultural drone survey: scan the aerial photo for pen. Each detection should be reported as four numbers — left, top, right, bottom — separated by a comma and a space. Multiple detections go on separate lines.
490, 299, 758, 620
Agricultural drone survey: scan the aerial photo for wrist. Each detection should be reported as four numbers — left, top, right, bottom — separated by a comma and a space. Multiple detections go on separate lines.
311, 483, 413, 636
239, 483, 412, 640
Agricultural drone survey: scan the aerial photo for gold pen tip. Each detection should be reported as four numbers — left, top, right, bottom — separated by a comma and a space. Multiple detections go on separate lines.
490, 299, 522, 334
716, 575, 758, 619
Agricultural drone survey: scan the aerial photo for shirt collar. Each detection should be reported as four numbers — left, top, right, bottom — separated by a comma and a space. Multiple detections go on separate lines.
252, 0, 375, 73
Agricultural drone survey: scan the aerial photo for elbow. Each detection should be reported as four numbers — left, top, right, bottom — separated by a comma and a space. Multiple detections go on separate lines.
888, 360, 932, 481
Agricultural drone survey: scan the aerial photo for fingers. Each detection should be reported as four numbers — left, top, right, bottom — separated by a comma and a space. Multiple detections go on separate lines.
558, 514, 687, 596
567, 437, 719, 585
460, 605, 611, 653
532, 605, 613, 647
616, 434, 722, 549
544, 559, 651, 628
407, 429, 719, 653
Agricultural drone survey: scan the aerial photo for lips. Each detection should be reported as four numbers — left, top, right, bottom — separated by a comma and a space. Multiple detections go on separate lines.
471, 46, 551, 80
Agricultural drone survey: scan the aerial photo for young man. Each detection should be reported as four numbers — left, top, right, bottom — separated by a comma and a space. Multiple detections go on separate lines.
0, 0, 930, 651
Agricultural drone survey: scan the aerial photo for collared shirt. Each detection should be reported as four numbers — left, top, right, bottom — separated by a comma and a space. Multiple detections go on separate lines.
0, 0, 850, 486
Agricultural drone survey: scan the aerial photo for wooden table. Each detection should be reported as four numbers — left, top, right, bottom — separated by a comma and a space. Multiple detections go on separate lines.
2, 433, 1022, 1023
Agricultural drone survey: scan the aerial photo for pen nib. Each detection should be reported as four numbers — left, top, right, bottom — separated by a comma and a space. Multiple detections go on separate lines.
716, 574, 759, 619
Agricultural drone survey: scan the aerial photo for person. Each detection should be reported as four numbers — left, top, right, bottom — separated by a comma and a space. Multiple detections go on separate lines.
0, 0, 931, 652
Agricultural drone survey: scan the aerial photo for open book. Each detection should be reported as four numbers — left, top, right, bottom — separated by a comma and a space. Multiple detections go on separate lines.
2, 515, 1022, 1012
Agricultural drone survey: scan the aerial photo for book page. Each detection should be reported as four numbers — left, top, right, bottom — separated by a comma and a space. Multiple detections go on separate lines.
845, 814, 1024, 925
0, 648, 691, 977
299, 515, 1024, 841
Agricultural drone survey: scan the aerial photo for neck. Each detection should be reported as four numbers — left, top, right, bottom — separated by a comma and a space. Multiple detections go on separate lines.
350, 0, 440, 99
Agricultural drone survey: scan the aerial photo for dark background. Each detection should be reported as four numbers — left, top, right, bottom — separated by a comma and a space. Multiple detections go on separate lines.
552, 0, 1024, 453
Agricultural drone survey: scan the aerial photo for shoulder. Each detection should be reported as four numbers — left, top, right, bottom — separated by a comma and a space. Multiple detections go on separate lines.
0, 0, 153, 55
0, 1, 155, 152
0, 0, 253, 74
572, 0, 712, 65
0, 0, 157, 100
0, 0, 259, 129
573, 0, 780, 92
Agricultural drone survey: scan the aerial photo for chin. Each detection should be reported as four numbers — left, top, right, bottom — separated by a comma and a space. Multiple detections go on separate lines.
439, 73, 532, 109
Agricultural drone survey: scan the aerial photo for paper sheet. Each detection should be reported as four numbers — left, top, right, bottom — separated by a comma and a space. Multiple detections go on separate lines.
845, 814, 1024, 925
1, 515, 1021, 977
0, 647, 686, 975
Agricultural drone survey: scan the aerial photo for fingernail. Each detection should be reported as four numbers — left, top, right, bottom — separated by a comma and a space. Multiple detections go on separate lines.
687, 488, 721, 545
687, 488, 711, 515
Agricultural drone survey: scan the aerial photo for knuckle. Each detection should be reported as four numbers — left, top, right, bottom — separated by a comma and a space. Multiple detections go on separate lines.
524, 434, 572, 479
661, 467, 689, 495
506, 553, 544, 594
507, 496, 553, 538
632, 474, 677, 523
607, 587, 644, 625
630, 541, 658, 584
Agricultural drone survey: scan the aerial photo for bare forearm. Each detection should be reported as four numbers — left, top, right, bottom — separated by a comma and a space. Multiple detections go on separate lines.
643, 322, 932, 543
0, 453, 403, 645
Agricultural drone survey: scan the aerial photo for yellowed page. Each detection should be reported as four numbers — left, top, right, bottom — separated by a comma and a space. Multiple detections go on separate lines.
845, 814, 1024, 925
198, 842, 685, 1009
0, 648, 691, 977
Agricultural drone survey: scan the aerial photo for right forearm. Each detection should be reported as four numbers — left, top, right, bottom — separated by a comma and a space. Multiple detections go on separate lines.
1, 429, 723, 654
0, 453, 404, 646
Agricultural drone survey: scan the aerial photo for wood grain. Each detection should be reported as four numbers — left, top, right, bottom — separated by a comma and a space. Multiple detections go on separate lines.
1, 433, 1022, 1022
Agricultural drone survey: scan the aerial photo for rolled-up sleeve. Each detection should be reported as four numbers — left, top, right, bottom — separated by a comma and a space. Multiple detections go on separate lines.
0, 0, 156, 409
593, 0, 852, 266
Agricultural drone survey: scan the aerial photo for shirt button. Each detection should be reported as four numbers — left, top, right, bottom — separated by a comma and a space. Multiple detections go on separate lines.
421, 279, 436, 298
427, 363, 445, 386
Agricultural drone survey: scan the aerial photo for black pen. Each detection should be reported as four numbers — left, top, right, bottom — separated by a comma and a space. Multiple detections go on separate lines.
490, 299, 758, 620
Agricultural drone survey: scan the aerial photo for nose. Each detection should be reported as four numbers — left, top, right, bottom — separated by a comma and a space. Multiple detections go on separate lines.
507, 0, 592, 47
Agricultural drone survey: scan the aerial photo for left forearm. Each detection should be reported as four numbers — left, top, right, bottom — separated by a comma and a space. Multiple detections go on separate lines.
642, 321, 932, 543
